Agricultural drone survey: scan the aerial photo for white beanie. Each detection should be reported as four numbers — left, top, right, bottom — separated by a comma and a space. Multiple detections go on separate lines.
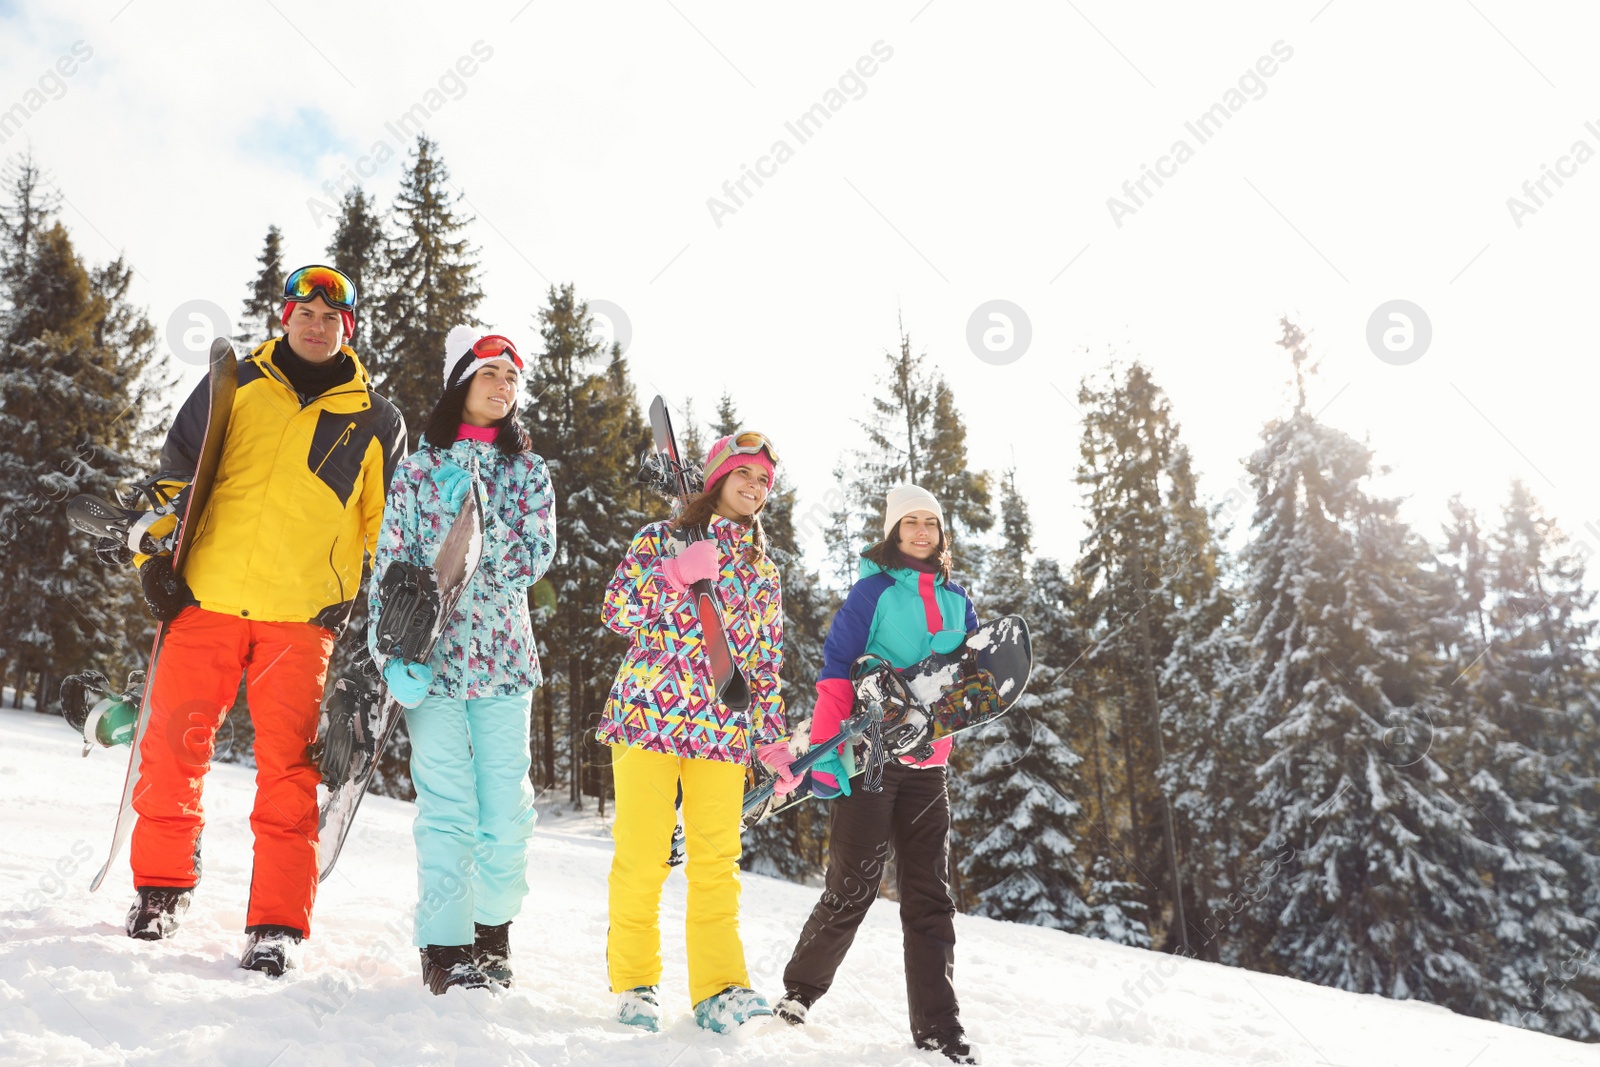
443, 325, 520, 390
882, 484, 944, 540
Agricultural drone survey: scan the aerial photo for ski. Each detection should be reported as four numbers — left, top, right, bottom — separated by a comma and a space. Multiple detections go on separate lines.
642, 395, 749, 711
74, 337, 238, 893
314, 472, 485, 882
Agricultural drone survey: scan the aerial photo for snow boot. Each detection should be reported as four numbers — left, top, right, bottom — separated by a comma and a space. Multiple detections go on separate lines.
916, 1030, 979, 1064
240, 925, 302, 977
773, 988, 815, 1026
693, 985, 773, 1033
125, 886, 191, 940
473, 921, 513, 988
615, 985, 662, 1032
420, 945, 492, 995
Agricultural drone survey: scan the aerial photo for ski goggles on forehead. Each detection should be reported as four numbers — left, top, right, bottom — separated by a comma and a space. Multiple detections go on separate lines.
471, 334, 522, 367
283, 265, 358, 310
448, 335, 524, 388
709, 430, 780, 470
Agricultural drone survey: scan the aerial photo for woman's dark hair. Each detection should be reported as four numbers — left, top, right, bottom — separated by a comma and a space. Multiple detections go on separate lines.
863, 515, 952, 581
671, 471, 768, 563
420, 377, 531, 456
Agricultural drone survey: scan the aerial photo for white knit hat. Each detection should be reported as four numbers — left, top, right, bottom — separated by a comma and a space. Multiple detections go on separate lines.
443, 325, 521, 390
882, 484, 944, 540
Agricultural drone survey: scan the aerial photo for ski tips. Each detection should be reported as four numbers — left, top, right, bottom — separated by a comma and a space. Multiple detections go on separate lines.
208, 337, 236, 364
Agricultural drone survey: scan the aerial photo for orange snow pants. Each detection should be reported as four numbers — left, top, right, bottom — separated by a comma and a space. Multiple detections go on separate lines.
129, 606, 334, 935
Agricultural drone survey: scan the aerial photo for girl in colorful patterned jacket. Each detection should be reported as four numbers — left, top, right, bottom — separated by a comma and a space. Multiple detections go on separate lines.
773, 484, 981, 1065
597, 429, 790, 1034
368, 326, 556, 996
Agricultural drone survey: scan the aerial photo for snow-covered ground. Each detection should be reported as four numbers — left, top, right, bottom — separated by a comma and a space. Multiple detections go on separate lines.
1, 702, 1594, 1067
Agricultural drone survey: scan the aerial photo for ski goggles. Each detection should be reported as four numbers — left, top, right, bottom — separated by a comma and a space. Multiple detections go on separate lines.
448, 334, 524, 388
283, 264, 358, 310
707, 430, 780, 472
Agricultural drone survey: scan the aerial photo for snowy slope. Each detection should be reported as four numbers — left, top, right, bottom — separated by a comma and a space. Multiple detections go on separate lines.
0, 703, 1593, 1067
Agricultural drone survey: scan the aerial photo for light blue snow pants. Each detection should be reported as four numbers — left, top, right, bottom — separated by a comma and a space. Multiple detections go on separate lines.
404, 691, 537, 947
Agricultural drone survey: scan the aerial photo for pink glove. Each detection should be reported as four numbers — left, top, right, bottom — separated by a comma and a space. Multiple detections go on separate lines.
808, 679, 855, 750
660, 539, 719, 592
756, 741, 803, 797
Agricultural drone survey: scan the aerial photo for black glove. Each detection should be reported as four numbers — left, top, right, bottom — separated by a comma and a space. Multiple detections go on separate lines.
59, 670, 110, 732
139, 555, 192, 622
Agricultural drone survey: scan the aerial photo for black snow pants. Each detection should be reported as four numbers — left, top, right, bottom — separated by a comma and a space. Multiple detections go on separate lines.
782, 761, 960, 1041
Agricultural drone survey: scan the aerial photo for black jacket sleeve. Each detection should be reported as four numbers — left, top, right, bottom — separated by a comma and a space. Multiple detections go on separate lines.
157, 374, 213, 480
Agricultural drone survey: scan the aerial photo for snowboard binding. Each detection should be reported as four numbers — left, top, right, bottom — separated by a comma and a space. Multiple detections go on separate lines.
60, 668, 145, 755
853, 654, 932, 761
372, 562, 441, 664
637, 450, 705, 501
315, 654, 383, 790
66, 479, 185, 567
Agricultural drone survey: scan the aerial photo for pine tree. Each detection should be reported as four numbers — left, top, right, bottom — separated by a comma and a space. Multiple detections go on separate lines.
523, 283, 648, 808
1073, 361, 1207, 952
240, 224, 285, 345
1156, 461, 1260, 964
829, 319, 992, 570
371, 136, 485, 447
921, 379, 993, 575
0, 152, 58, 341
1084, 854, 1152, 948
1442, 489, 1600, 1037
1242, 319, 1497, 1010
0, 161, 169, 712
325, 187, 386, 358
955, 471, 1093, 928
314, 186, 393, 760
709, 393, 836, 880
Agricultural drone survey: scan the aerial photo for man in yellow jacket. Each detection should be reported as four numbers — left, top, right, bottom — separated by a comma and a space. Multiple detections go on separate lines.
125, 265, 405, 975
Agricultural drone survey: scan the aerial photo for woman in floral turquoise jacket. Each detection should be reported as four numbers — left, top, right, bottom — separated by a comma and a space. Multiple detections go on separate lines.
369, 326, 555, 996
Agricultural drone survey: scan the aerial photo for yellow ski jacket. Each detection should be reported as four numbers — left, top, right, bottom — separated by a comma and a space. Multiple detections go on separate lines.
140, 338, 406, 630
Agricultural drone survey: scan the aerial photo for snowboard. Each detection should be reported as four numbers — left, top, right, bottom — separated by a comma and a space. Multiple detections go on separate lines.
315, 472, 485, 882
741, 615, 1033, 830
67, 337, 238, 893
640, 395, 749, 711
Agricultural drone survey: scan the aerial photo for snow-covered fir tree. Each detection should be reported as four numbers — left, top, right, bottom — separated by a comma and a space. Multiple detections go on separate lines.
1441, 489, 1600, 1038
1074, 361, 1209, 951
711, 394, 836, 881
523, 283, 649, 807
0, 156, 169, 709
370, 136, 485, 450
324, 187, 386, 359
955, 471, 1093, 929
1242, 320, 1498, 1010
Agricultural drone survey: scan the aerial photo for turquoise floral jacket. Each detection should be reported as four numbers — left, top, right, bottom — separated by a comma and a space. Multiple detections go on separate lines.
368, 438, 556, 698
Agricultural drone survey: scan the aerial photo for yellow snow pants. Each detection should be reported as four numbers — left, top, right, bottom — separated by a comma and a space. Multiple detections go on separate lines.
606, 744, 750, 1005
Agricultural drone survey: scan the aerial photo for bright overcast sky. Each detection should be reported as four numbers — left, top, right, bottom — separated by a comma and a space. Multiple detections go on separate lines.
3, 1, 1597, 575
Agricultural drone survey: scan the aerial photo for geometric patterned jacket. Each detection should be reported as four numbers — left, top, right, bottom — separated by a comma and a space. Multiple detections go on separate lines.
596, 515, 785, 766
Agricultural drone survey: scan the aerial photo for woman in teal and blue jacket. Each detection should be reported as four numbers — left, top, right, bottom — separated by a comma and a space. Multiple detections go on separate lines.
774, 484, 980, 1066
369, 326, 555, 996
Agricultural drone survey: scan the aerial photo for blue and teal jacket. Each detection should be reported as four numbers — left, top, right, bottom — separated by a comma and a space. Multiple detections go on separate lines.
807, 552, 979, 768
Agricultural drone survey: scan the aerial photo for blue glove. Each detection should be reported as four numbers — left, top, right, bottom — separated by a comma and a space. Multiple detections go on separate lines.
383, 659, 433, 708
431, 463, 471, 514
808, 746, 853, 800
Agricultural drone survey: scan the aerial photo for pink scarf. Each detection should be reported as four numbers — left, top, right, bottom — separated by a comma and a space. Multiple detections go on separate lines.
455, 423, 497, 443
